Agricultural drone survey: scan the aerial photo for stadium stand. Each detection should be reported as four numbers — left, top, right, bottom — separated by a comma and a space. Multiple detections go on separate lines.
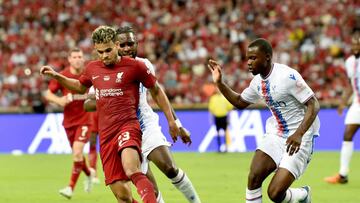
0, 0, 359, 112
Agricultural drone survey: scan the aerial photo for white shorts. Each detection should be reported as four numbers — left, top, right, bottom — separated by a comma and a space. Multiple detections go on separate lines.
345, 103, 360, 124
257, 132, 316, 179
140, 125, 171, 174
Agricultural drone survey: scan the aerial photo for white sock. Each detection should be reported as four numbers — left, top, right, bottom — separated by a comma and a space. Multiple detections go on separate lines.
339, 141, 354, 176
281, 188, 307, 203
156, 191, 165, 203
246, 187, 262, 203
171, 169, 201, 203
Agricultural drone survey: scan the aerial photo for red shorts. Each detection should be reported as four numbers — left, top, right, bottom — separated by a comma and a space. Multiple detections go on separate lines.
100, 120, 142, 185
65, 124, 91, 147
90, 112, 98, 133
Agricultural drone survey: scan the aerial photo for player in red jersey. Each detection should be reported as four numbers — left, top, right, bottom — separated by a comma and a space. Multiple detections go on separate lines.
85, 26, 201, 203
44, 48, 95, 199
41, 26, 179, 203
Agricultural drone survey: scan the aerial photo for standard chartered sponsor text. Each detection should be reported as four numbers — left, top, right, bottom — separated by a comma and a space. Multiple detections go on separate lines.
100, 88, 124, 97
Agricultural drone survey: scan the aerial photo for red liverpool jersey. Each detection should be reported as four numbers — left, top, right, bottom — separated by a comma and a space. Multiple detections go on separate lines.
48, 67, 91, 128
79, 57, 157, 142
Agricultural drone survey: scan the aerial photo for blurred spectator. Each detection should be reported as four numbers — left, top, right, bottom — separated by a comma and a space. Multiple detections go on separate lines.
0, 0, 359, 111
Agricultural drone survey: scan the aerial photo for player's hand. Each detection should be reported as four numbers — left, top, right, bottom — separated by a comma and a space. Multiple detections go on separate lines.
208, 59, 223, 84
179, 127, 192, 146
169, 120, 180, 143
58, 95, 72, 107
286, 133, 302, 156
40, 65, 57, 78
337, 103, 346, 116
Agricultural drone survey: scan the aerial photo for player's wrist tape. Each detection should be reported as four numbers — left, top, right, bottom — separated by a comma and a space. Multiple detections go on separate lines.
66, 93, 73, 102
175, 119, 182, 128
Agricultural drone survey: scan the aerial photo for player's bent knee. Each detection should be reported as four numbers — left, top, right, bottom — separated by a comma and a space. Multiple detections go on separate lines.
124, 167, 140, 178
72, 151, 83, 161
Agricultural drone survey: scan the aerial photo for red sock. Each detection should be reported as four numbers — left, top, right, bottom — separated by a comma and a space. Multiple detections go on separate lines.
130, 172, 156, 203
82, 158, 91, 176
89, 144, 97, 170
69, 161, 83, 190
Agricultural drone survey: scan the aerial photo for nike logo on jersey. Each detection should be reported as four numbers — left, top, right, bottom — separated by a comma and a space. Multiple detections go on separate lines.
92, 75, 100, 80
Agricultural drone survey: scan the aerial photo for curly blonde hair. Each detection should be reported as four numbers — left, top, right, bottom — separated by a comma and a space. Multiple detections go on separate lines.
91, 25, 117, 44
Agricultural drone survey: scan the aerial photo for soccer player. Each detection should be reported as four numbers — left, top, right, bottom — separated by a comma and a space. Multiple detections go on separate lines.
44, 48, 95, 199
324, 32, 360, 184
84, 25, 201, 203
208, 38, 320, 203
41, 25, 179, 203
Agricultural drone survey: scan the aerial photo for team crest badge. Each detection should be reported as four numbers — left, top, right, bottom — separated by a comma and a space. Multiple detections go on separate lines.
116, 72, 124, 83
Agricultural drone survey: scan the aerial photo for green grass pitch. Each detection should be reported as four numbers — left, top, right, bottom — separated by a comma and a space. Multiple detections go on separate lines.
0, 152, 359, 203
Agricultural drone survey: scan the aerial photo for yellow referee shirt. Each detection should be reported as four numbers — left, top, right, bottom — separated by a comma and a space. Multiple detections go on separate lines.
208, 93, 233, 117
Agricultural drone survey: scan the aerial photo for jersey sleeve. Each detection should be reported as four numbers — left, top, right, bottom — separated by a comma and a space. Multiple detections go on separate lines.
142, 58, 156, 75
240, 79, 260, 104
79, 63, 93, 88
136, 60, 157, 88
288, 70, 314, 103
48, 79, 61, 93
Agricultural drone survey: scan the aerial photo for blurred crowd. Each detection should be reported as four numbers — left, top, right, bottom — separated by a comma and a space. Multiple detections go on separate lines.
0, 0, 360, 112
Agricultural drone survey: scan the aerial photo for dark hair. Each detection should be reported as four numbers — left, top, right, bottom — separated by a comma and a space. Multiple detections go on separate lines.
116, 25, 136, 35
248, 38, 273, 56
91, 25, 117, 44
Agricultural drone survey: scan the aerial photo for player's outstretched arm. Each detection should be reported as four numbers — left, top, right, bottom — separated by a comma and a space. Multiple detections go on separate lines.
208, 59, 250, 109
286, 96, 320, 156
45, 89, 70, 107
149, 82, 180, 142
40, 65, 87, 94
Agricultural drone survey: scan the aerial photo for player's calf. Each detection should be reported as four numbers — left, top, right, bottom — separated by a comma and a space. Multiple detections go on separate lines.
171, 169, 201, 203
130, 172, 157, 203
